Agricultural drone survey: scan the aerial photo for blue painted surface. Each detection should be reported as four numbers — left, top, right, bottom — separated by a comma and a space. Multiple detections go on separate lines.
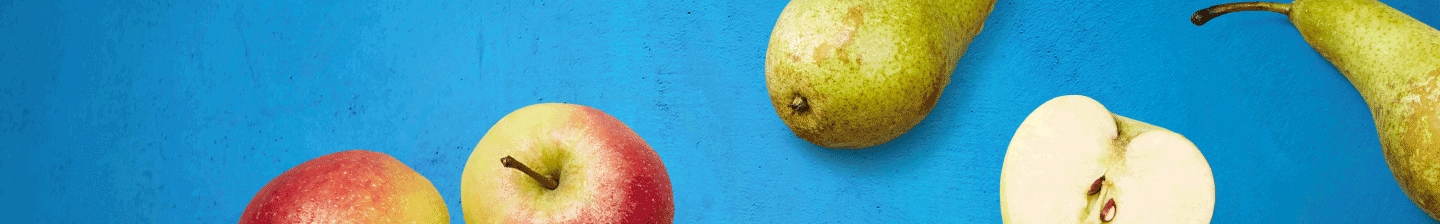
3, 0, 1439, 223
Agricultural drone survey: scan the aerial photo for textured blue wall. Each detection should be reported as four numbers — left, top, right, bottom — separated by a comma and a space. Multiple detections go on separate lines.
3, 0, 1440, 223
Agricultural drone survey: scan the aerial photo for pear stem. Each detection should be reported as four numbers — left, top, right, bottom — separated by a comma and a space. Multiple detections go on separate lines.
1191, 2, 1292, 26
501, 156, 558, 190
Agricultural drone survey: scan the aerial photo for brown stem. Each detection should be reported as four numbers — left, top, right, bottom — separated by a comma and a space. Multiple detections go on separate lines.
1087, 176, 1106, 196
500, 156, 558, 190
1100, 198, 1117, 222
1191, 2, 1291, 26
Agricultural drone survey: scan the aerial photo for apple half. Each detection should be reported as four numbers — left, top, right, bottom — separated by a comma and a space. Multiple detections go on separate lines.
461, 103, 673, 223
1000, 95, 1215, 223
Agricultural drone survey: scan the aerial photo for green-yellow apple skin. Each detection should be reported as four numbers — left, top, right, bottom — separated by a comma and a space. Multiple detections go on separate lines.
241, 150, 449, 224
1194, 0, 1440, 218
461, 103, 673, 223
765, 0, 995, 148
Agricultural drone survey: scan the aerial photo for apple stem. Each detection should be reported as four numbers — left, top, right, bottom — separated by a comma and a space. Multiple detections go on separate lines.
501, 156, 559, 190
1190, 2, 1291, 26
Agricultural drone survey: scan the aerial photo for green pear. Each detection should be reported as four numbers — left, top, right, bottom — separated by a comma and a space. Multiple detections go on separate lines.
765, 0, 995, 149
1193, 0, 1440, 219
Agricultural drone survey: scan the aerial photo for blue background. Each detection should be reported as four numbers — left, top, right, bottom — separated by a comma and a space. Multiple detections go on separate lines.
3, 0, 1439, 223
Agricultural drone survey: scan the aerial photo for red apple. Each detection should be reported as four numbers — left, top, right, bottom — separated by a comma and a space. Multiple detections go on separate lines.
460, 103, 673, 223
241, 150, 449, 224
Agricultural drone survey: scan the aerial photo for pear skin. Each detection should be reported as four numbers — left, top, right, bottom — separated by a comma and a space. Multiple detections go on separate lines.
765, 0, 995, 149
1193, 0, 1440, 219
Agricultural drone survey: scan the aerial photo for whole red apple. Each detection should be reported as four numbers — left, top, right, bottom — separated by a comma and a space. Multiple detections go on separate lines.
241, 150, 449, 224
461, 103, 673, 223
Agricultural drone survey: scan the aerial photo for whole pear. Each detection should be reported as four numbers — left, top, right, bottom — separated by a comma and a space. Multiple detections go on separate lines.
765, 0, 995, 149
1193, 0, 1440, 219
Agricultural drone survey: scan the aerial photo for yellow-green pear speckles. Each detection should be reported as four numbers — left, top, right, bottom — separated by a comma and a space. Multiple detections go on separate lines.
1195, 0, 1440, 219
765, 0, 994, 149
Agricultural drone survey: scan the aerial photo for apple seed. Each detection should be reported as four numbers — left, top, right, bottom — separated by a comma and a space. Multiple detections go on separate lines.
1087, 176, 1105, 196
1100, 198, 1117, 222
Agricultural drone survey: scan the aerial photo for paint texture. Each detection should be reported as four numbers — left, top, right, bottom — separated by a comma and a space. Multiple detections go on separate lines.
2, 0, 1440, 223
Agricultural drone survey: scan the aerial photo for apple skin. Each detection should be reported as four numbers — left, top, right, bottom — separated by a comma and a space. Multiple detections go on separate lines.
461, 103, 673, 223
241, 150, 450, 224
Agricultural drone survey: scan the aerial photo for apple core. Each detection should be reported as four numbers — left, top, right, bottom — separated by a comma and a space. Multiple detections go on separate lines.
1085, 175, 1120, 223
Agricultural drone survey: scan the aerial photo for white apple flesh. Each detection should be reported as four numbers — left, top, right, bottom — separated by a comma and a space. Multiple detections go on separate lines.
1000, 95, 1215, 223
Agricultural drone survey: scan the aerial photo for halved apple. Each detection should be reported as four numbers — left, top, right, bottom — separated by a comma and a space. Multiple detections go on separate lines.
1000, 95, 1215, 223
